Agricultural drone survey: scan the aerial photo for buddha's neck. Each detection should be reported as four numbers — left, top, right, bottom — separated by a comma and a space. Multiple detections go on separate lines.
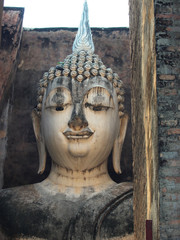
48, 160, 113, 191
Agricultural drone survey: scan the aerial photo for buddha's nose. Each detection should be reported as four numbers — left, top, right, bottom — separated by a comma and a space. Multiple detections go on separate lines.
68, 103, 88, 131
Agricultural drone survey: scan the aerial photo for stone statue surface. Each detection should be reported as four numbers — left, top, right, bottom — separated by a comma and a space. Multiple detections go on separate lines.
0, 1, 133, 239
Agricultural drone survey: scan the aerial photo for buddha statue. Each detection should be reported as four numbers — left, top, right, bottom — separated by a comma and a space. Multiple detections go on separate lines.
0, 1, 133, 239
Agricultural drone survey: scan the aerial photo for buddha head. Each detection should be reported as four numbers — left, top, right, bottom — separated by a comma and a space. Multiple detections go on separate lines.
31, 1, 128, 181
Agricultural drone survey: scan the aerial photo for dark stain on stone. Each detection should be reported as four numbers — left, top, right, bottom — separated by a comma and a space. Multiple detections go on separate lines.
38, 37, 50, 48
51, 41, 57, 49
23, 43, 29, 49
1, 26, 15, 50
114, 56, 123, 66
92, 30, 102, 38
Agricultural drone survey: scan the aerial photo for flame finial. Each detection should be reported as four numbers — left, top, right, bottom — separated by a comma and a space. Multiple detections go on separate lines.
72, 0, 94, 54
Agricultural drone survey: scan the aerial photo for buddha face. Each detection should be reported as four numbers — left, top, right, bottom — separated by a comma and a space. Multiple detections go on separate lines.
40, 76, 120, 171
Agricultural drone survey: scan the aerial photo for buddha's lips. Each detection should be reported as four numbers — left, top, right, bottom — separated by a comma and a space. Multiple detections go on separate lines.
63, 129, 94, 139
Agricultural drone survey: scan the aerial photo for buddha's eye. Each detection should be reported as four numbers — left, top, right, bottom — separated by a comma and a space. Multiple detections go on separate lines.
56, 106, 64, 111
45, 103, 71, 111
85, 102, 110, 111
92, 106, 103, 111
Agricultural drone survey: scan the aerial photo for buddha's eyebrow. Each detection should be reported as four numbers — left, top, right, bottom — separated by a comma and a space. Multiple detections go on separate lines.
84, 84, 113, 97
85, 86, 111, 97
48, 89, 65, 103
45, 87, 72, 105
92, 95, 106, 102
84, 87, 114, 106
51, 92, 65, 104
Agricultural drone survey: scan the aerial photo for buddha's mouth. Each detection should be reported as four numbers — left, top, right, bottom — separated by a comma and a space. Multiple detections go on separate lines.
63, 128, 94, 139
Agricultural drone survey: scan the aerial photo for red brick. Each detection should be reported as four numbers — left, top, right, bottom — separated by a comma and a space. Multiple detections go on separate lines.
166, 46, 176, 52
164, 193, 179, 201
169, 219, 180, 225
166, 27, 180, 32
168, 128, 180, 135
161, 120, 177, 127
166, 176, 180, 183
169, 160, 180, 167
162, 187, 167, 193
156, 14, 180, 20
158, 89, 177, 96
159, 74, 175, 80
0, 130, 7, 139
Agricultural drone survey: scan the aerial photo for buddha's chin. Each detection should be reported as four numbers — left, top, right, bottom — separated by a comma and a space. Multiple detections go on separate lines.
68, 142, 89, 158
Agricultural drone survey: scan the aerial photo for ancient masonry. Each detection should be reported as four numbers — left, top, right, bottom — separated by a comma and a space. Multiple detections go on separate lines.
156, 0, 180, 239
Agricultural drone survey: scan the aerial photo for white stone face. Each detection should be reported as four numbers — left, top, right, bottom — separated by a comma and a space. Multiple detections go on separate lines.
41, 76, 120, 171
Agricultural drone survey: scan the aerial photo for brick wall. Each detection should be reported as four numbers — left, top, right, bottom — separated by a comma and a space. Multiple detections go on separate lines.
155, 0, 180, 239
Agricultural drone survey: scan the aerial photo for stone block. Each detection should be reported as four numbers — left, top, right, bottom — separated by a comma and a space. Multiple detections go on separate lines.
168, 128, 180, 135
159, 167, 180, 177
158, 88, 177, 96
163, 193, 179, 201
159, 74, 175, 80
160, 119, 178, 127
160, 151, 179, 160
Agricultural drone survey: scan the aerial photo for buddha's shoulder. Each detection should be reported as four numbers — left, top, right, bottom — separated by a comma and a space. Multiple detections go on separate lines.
0, 182, 78, 239
0, 184, 46, 225
0, 184, 38, 202
0, 181, 74, 211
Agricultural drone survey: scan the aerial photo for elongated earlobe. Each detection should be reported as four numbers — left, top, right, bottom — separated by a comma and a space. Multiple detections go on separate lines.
31, 109, 47, 174
112, 113, 128, 174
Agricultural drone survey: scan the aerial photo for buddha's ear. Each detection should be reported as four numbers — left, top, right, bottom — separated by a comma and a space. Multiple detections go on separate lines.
112, 113, 128, 174
31, 109, 46, 174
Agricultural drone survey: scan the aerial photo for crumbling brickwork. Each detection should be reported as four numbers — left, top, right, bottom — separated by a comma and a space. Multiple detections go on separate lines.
155, 0, 180, 239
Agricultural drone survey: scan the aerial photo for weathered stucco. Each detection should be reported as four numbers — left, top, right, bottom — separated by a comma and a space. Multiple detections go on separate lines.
0, 7, 24, 113
0, 7, 24, 188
